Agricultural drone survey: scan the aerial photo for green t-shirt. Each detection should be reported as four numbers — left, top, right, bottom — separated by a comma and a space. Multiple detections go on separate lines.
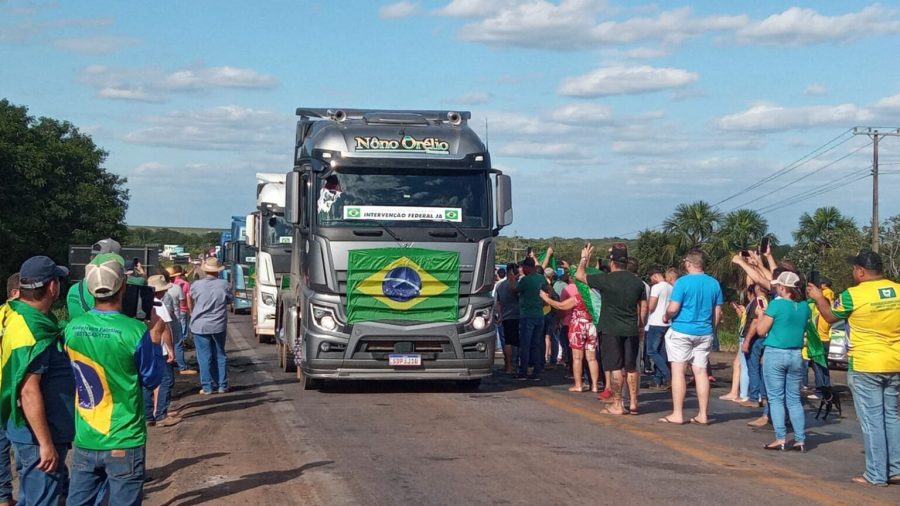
517, 272, 547, 319
763, 298, 810, 350
64, 310, 158, 450
66, 281, 95, 321
587, 270, 647, 336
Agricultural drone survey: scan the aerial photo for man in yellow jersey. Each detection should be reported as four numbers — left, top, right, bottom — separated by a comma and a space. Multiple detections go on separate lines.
809, 250, 900, 487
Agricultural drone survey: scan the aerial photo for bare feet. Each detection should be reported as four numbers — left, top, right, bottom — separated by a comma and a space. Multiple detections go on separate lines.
658, 415, 685, 424
599, 406, 626, 415
718, 393, 739, 401
568, 385, 588, 392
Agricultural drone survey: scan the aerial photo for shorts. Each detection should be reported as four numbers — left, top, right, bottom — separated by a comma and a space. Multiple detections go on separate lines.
600, 333, 639, 372
568, 318, 598, 352
665, 328, 713, 367
502, 319, 520, 347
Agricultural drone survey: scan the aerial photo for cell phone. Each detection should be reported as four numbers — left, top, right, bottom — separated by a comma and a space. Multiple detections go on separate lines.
808, 270, 821, 286
759, 237, 770, 255
740, 250, 750, 257
526, 247, 533, 256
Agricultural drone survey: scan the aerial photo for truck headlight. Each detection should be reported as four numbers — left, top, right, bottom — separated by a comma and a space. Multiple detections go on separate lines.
311, 305, 339, 332
471, 307, 492, 330
262, 293, 276, 306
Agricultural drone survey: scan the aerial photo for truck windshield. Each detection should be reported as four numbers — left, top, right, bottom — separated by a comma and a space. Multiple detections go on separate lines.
316, 168, 488, 228
235, 242, 256, 265
262, 214, 293, 247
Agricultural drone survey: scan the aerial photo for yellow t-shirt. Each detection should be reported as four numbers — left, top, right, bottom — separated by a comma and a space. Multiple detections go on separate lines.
832, 279, 900, 373
815, 287, 835, 339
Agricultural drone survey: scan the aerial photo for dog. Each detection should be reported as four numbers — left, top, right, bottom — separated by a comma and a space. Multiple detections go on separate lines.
815, 387, 842, 420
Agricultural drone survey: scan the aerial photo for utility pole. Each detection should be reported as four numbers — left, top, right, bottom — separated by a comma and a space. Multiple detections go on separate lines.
853, 127, 900, 253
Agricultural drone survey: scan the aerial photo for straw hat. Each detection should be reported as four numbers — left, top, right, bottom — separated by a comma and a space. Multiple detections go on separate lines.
147, 274, 173, 293
201, 257, 225, 273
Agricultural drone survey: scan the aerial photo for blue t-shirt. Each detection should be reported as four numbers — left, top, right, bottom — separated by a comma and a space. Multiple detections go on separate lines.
189, 276, 233, 334
670, 273, 723, 336
6, 344, 76, 445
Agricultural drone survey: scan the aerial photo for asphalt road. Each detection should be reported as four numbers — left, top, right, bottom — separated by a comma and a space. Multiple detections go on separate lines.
224, 315, 898, 506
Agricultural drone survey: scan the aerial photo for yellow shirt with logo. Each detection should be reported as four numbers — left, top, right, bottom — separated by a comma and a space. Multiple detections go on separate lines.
831, 279, 900, 373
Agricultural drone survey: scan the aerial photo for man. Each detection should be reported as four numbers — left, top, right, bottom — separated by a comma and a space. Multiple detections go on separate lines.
145, 275, 179, 428
188, 258, 233, 394
168, 266, 195, 374
809, 250, 900, 487
576, 243, 647, 415
67, 238, 121, 321
542, 268, 560, 368
0, 257, 74, 506
659, 249, 723, 425
494, 264, 520, 375
507, 253, 550, 381
64, 253, 164, 504
0, 274, 20, 506
646, 269, 672, 389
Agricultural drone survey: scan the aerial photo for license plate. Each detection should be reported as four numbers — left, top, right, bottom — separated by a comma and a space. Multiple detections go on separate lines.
389, 354, 421, 367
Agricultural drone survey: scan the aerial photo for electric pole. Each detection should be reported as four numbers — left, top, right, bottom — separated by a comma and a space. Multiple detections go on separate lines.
853, 127, 900, 253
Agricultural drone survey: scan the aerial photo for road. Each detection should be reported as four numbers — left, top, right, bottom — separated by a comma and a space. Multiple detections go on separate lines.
144, 316, 898, 505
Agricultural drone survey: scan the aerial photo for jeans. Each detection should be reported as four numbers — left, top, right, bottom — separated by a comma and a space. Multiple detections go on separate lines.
557, 325, 571, 368
646, 325, 670, 384
194, 331, 228, 392
745, 337, 767, 402
811, 361, 831, 391
12, 441, 69, 506
847, 370, 900, 484
0, 430, 11, 502
68, 446, 146, 506
738, 338, 750, 399
173, 316, 187, 371
544, 315, 558, 364
144, 362, 175, 421
763, 348, 806, 442
518, 317, 545, 377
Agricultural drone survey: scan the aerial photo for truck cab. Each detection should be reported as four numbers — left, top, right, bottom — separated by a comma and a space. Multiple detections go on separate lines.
228, 216, 253, 313
278, 108, 513, 389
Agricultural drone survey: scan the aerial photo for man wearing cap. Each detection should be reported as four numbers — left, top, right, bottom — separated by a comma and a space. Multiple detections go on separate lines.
145, 275, 179, 427
809, 250, 900, 487
67, 238, 122, 321
0, 257, 75, 506
0, 274, 21, 506
63, 253, 164, 504
188, 258, 233, 394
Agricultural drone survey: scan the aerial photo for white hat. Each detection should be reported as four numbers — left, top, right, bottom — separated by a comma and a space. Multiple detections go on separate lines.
201, 257, 225, 273
147, 275, 173, 293
771, 271, 801, 289
85, 253, 125, 298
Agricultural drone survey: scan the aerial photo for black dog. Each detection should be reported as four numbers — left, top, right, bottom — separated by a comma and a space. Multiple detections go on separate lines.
815, 387, 842, 420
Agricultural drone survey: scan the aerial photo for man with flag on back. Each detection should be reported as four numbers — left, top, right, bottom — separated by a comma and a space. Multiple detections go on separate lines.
63, 253, 164, 504
0, 256, 74, 506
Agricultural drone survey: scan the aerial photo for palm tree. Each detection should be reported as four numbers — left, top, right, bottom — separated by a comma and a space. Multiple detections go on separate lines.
717, 209, 770, 251
662, 200, 723, 251
793, 207, 857, 256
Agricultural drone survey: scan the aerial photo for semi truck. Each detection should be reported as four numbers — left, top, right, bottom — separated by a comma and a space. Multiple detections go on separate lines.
246, 173, 292, 343
277, 108, 513, 389
228, 215, 253, 313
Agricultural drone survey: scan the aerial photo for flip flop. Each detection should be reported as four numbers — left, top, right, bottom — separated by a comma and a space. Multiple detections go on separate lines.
657, 416, 685, 424
689, 417, 709, 426
628, 407, 639, 415
599, 407, 626, 416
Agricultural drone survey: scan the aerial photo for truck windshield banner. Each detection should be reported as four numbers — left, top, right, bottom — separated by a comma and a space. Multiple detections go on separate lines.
343, 206, 462, 222
354, 135, 450, 154
346, 248, 460, 323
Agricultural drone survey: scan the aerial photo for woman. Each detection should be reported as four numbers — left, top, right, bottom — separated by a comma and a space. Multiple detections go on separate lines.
540, 273, 600, 393
719, 284, 756, 403
754, 271, 810, 452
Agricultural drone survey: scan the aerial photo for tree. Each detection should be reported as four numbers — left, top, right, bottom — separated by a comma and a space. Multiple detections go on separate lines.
633, 229, 677, 276
662, 200, 723, 251
793, 207, 857, 255
0, 99, 128, 296
716, 209, 769, 251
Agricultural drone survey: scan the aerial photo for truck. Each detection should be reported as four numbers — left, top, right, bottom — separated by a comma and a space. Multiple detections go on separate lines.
246, 173, 293, 343
277, 108, 513, 390
228, 216, 254, 313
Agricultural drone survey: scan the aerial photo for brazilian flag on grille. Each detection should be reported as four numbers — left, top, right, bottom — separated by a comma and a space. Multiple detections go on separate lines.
0, 300, 60, 428
346, 248, 459, 323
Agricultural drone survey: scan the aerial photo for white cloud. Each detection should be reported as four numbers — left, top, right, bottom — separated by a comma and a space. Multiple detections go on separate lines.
443, 91, 492, 105
546, 103, 613, 125
122, 105, 292, 151
736, 5, 900, 46
717, 102, 873, 132
0, 16, 113, 43
80, 64, 278, 102
379, 1, 421, 19
495, 140, 586, 159
623, 47, 670, 59
558, 65, 698, 97
435, 0, 521, 18
874, 93, 900, 112
804, 83, 828, 96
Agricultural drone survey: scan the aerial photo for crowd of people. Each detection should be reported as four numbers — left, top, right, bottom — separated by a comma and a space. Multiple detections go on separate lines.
494, 242, 900, 487
0, 238, 233, 505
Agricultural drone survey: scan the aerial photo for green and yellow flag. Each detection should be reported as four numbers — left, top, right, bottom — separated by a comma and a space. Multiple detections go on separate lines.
569, 266, 602, 325
0, 300, 60, 428
346, 248, 459, 323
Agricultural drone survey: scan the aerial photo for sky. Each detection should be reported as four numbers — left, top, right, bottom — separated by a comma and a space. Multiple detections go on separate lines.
2, 0, 900, 242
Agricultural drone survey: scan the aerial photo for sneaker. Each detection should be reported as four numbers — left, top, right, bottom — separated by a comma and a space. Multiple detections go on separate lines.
657, 381, 672, 391
528, 375, 541, 382
217, 387, 230, 394
598, 388, 613, 401
516, 375, 529, 381
198, 389, 213, 395
807, 393, 820, 400
155, 415, 181, 428
179, 369, 198, 376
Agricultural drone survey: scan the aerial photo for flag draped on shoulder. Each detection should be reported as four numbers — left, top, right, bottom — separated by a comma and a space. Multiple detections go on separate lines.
346, 248, 459, 323
0, 300, 60, 428
570, 266, 601, 325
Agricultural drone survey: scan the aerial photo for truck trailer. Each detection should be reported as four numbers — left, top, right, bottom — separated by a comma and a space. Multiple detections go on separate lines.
277, 108, 513, 389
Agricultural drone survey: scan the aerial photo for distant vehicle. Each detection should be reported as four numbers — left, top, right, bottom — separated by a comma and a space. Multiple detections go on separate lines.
827, 320, 849, 369
228, 216, 254, 314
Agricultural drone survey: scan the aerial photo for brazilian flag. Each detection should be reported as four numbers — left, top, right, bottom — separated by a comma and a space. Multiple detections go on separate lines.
346, 248, 459, 323
0, 300, 60, 428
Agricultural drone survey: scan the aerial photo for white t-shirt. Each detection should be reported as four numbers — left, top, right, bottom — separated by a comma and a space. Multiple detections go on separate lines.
648, 281, 673, 327
154, 297, 172, 355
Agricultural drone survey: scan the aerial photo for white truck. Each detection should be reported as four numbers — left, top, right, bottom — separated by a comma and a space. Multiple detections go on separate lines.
246, 173, 293, 343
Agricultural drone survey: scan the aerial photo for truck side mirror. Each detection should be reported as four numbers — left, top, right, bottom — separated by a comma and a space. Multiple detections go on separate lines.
496, 174, 513, 228
245, 213, 256, 247
286, 171, 301, 224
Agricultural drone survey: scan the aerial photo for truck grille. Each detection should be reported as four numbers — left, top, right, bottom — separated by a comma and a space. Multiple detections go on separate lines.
336, 270, 474, 318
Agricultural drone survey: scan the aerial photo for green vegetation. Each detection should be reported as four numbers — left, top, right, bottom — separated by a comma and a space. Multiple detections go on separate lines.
124, 226, 223, 257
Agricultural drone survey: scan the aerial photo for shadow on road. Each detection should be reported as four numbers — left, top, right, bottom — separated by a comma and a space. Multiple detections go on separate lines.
182, 397, 289, 419
144, 452, 231, 495
158, 460, 335, 506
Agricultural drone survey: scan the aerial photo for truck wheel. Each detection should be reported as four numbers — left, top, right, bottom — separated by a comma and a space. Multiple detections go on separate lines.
300, 369, 322, 390
457, 379, 481, 391
282, 342, 297, 373
276, 342, 284, 369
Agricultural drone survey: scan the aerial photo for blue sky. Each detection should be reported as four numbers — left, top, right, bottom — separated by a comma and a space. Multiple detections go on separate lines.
3, 0, 900, 242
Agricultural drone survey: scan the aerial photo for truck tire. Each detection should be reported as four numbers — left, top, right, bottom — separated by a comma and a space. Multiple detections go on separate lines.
276, 342, 284, 369
300, 368, 323, 390
282, 342, 297, 373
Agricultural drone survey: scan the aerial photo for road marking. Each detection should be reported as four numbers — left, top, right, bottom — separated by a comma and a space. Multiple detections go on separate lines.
518, 387, 893, 506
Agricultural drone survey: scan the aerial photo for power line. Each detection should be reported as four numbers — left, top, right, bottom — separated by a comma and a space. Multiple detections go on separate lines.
756, 168, 871, 215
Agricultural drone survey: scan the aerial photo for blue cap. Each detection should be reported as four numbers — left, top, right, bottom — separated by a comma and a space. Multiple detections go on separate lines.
19, 256, 69, 289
